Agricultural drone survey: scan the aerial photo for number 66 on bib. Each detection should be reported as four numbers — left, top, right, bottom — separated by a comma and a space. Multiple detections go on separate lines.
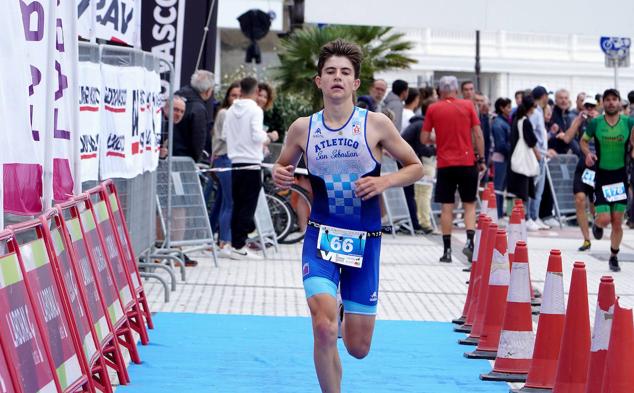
317, 225, 366, 268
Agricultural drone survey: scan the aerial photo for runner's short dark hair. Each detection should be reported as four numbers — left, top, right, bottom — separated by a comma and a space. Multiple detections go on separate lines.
240, 77, 258, 96
317, 39, 363, 79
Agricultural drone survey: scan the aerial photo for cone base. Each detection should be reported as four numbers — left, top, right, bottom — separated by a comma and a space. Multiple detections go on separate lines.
480, 371, 527, 383
458, 336, 479, 346
464, 349, 497, 359
454, 324, 472, 333
452, 316, 466, 325
509, 386, 552, 393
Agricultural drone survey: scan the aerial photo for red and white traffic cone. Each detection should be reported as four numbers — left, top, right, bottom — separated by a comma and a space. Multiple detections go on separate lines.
512, 250, 566, 393
481, 241, 535, 382
552, 262, 591, 393
454, 214, 488, 331
508, 207, 523, 265
488, 190, 499, 224
459, 221, 496, 345
482, 186, 490, 216
465, 229, 510, 360
600, 298, 634, 393
585, 276, 616, 393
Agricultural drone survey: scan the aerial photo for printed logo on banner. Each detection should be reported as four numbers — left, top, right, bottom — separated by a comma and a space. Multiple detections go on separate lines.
104, 87, 127, 113
0, 253, 56, 393
80, 134, 100, 160
79, 86, 100, 112
106, 134, 126, 158
21, 239, 83, 390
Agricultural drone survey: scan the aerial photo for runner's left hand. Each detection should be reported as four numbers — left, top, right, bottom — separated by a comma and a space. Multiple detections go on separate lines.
354, 176, 390, 200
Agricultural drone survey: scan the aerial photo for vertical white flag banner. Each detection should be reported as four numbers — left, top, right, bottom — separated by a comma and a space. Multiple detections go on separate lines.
51, 0, 81, 202
0, 0, 43, 215
142, 69, 162, 172
128, 66, 145, 176
94, 0, 141, 47
78, 61, 102, 182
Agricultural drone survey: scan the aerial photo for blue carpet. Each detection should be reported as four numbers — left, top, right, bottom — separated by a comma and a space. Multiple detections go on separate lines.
118, 313, 508, 393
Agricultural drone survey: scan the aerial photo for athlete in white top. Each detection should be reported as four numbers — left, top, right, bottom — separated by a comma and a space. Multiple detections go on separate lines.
273, 40, 423, 393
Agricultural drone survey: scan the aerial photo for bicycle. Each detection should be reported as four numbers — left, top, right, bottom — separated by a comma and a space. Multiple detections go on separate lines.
262, 167, 312, 244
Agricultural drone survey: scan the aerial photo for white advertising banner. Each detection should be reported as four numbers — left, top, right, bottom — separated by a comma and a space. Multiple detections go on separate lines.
78, 62, 103, 182
77, 0, 141, 47
140, 70, 162, 172
100, 63, 134, 179
0, 0, 43, 215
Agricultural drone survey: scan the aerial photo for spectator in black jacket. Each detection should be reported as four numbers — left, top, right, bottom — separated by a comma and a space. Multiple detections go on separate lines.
173, 70, 215, 163
491, 97, 512, 218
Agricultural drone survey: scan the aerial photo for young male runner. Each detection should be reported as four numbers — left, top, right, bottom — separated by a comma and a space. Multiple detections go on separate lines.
580, 89, 634, 272
273, 40, 423, 392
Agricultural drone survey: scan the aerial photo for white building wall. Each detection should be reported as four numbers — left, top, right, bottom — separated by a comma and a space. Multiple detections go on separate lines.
377, 28, 634, 102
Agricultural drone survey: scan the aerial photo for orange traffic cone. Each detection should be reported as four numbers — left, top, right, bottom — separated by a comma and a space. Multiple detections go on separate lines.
459, 221, 496, 345
514, 199, 527, 244
454, 214, 488, 331
512, 250, 566, 393
481, 241, 535, 382
585, 276, 616, 393
482, 186, 491, 215
600, 298, 634, 393
488, 190, 499, 223
508, 207, 523, 264
465, 229, 509, 360
552, 262, 591, 393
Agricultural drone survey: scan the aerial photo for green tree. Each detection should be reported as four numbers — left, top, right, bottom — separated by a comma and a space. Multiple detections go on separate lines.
274, 25, 416, 111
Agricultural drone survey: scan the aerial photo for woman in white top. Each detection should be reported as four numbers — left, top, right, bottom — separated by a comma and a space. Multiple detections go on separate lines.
401, 87, 420, 132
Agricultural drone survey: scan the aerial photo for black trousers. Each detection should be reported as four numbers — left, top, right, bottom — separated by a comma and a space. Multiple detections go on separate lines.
403, 184, 421, 230
231, 164, 262, 249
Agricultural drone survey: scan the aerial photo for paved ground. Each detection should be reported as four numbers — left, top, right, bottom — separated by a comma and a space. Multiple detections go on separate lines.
142, 223, 634, 324
108, 221, 634, 392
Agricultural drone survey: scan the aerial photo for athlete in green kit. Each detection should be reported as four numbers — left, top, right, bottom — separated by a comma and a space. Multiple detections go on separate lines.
581, 89, 634, 272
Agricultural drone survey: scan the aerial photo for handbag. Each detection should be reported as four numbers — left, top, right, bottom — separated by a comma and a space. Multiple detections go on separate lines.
511, 117, 540, 177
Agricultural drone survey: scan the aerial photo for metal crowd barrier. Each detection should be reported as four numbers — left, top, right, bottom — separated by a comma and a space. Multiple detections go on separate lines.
253, 189, 279, 258
381, 156, 414, 236
156, 157, 218, 267
546, 154, 580, 226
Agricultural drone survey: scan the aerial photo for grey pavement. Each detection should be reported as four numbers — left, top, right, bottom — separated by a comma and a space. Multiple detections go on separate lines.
142, 222, 634, 323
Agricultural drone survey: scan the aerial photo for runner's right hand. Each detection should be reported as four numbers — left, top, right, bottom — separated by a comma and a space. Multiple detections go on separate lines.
585, 153, 597, 167
273, 164, 295, 189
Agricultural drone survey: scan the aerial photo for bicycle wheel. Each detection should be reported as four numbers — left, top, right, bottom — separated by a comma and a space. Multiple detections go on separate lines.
278, 184, 311, 244
265, 193, 294, 241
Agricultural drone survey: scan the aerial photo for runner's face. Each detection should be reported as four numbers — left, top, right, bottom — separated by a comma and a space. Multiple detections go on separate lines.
316, 56, 360, 100
603, 95, 620, 116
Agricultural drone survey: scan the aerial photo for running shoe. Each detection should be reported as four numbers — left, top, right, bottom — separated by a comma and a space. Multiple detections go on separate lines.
592, 223, 604, 240
535, 219, 551, 230
230, 247, 263, 260
439, 249, 452, 263
526, 219, 540, 232
578, 240, 591, 252
462, 245, 474, 264
609, 255, 621, 272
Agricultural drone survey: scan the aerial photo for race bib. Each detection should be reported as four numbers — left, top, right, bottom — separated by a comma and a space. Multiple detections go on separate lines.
602, 182, 627, 202
581, 169, 595, 187
317, 224, 366, 268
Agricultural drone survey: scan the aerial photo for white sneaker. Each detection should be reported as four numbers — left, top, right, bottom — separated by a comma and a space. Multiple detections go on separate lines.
230, 247, 262, 260
544, 217, 560, 228
526, 219, 540, 232
535, 218, 551, 230
218, 245, 232, 259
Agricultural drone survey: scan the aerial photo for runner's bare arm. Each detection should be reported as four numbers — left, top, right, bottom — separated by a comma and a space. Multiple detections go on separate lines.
355, 113, 423, 201
273, 117, 309, 189
559, 114, 583, 144
580, 136, 597, 167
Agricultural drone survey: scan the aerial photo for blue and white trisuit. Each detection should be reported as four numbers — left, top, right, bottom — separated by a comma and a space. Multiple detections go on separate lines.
301, 106, 383, 315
